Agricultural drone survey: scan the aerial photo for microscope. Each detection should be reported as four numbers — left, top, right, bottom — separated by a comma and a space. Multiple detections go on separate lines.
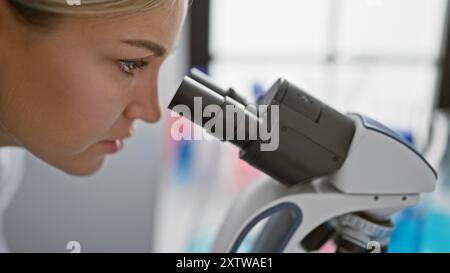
168, 69, 437, 253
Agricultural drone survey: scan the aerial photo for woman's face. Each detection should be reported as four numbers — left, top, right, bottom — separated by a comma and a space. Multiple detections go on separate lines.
0, 1, 187, 176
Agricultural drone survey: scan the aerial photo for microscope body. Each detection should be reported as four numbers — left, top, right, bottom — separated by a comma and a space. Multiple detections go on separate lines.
168, 69, 437, 253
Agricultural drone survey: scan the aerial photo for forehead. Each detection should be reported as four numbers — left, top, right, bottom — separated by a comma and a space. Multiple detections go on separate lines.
111, 2, 186, 39
63, 1, 187, 50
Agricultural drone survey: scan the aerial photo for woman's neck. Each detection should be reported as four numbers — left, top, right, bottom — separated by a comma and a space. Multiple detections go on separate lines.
0, 120, 19, 147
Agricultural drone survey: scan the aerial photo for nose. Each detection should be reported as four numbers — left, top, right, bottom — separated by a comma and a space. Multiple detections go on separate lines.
124, 73, 162, 124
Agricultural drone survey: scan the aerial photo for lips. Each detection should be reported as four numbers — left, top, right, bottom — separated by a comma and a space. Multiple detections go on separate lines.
99, 139, 124, 154
99, 124, 135, 154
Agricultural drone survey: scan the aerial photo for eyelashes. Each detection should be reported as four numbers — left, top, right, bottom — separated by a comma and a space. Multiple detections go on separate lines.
118, 59, 149, 76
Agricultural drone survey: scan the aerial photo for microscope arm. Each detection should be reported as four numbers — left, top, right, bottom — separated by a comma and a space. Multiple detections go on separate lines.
212, 177, 419, 253
212, 115, 436, 253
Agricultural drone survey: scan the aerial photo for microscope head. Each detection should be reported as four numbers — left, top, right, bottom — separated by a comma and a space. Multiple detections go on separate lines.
168, 68, 355, 186
168, 68, 436, 193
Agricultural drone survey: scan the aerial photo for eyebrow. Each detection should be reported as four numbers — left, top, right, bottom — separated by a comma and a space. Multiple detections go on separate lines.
120, 39, 167, 57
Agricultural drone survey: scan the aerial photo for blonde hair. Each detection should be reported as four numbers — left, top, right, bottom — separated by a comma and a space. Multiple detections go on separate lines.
9, 0, 177, 16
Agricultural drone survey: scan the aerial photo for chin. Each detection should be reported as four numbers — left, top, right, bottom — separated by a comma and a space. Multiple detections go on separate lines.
58, 156, 106, 177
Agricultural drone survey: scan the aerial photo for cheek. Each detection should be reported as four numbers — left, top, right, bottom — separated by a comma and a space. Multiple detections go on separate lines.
51, 65, 127, 149
15, 52, 126, 155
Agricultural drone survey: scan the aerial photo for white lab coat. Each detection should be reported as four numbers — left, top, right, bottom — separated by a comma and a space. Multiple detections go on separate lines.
0, 147, 26, 253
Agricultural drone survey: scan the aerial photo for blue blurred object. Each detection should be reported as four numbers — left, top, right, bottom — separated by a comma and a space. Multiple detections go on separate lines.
418, 123, 450, 252
389, 127, 450, 253
253, 83, 266, 102
387, 130, 421, 253
396, 130, 415, 146
388, 206, 423, 253
186, 232, 214, 253
192, 65, 209, 75
420, 207, 450, 252
175, 140, 193, 185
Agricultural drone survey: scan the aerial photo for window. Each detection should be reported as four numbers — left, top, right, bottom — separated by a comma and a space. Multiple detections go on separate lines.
209, 0, 448, 149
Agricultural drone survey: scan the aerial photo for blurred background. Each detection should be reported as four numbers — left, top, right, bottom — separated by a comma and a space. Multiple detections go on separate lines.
5, 0, 450, 252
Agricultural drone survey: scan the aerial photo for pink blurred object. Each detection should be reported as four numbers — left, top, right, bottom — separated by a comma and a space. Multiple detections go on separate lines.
232, 146, 262, 192
319, 241, 337, 253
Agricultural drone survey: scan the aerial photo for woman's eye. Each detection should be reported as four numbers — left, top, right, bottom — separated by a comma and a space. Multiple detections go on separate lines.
118, 59, 149, 76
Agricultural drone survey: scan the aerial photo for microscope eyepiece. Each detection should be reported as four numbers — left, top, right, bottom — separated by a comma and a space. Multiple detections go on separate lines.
168, 75, 226, 117
168, 69, 259, 149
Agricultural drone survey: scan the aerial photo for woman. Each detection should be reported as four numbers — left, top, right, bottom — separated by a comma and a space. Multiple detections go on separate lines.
0, 0, 188, 252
